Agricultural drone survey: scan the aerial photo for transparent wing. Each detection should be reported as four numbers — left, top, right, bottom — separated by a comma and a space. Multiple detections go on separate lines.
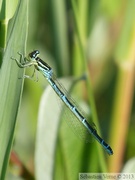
52, 75, 96, 143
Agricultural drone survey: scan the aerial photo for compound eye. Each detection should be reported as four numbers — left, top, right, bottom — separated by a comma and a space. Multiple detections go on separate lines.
29, 50, 40, 59
35, 50, 39, 55
33, 50, 40, 57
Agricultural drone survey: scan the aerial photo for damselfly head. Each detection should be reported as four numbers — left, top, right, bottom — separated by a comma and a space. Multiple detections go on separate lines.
29, 50, 40, 60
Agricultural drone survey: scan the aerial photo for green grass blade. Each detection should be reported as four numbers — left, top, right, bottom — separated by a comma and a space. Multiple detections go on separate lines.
108, 0, 135, 172
50, 0, 70, 76
0, 0, 28, 178
0, 0, 19, 20
0, 0, 19, 66
71, 0, 108, 172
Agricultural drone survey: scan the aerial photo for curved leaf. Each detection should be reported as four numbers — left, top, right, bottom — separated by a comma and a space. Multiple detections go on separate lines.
0, 0, 28, 178
35, 78, 73, 180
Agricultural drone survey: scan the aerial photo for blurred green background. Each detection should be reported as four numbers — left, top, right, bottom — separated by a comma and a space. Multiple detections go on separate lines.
1, 0, 134, 179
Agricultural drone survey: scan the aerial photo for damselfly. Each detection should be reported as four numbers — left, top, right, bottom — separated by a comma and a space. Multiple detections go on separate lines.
12, 50, 113, 155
